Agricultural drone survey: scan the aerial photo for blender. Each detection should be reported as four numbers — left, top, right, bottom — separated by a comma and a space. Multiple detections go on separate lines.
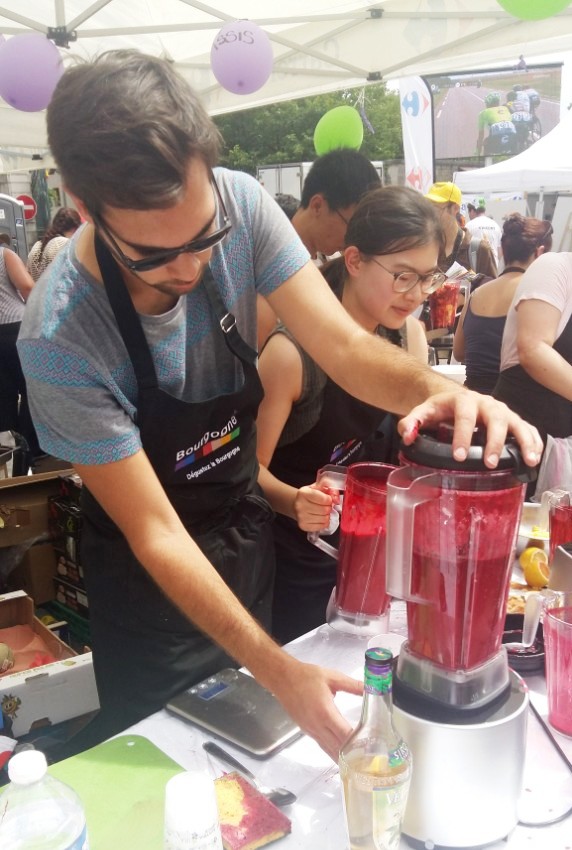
308, 462, 395, 635
385, 427, 532, 848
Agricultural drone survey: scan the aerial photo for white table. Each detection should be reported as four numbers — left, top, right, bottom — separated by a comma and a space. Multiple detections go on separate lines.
127, 605, 572, 850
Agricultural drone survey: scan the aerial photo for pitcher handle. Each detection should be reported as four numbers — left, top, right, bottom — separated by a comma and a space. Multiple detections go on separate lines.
307, 465, 348, 557
386, 467, 442, 601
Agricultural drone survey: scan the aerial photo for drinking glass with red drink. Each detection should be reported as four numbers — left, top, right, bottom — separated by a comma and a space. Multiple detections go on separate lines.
429, 280, 460, 332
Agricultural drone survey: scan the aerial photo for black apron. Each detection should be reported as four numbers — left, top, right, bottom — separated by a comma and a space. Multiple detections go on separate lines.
78, 236, 275, 742
494, 312, 572, 441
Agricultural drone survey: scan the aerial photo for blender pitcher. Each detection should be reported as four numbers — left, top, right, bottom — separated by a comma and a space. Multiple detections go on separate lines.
385, 428, 530, 709
308, 462, 395, 636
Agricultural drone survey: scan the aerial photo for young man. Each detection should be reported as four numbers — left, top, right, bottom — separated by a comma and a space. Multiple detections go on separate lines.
425, 182, 498, 279
258, 150, 381, 346
291, 150, 381, 261
18, 51, 541, 759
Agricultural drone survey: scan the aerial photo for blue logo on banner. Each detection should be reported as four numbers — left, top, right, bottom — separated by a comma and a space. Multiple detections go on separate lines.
402, 91, 420, 116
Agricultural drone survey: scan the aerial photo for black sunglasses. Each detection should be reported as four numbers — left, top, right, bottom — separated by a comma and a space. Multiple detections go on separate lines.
94, 174, 232, 272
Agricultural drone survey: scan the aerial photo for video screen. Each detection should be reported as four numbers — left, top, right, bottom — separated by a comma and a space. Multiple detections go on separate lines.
423, 63, 562, 160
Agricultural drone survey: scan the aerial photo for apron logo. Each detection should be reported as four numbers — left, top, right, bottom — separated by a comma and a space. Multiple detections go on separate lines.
175, 416, 240, 471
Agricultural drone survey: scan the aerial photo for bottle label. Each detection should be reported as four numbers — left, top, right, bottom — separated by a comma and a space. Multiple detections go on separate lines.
372, 780, 410, 850
364, 668, 392, 695
165, 820, 223, 850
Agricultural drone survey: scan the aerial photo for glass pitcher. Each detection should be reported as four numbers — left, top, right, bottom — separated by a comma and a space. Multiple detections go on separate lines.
308, 463, 395, 635
385, 428, 530, 708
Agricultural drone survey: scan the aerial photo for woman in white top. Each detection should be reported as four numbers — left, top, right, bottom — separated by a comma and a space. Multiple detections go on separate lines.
27, 207, 81, 282
494, 250, 572, 442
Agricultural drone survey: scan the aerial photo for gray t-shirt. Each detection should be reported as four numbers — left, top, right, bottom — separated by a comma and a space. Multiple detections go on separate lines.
18, 168, 309, 464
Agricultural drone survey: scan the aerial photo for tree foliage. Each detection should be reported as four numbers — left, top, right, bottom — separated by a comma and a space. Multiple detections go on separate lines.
213, 84, 403, 175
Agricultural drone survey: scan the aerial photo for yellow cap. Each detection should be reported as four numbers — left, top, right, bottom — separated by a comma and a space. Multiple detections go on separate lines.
425, 182, 462, 206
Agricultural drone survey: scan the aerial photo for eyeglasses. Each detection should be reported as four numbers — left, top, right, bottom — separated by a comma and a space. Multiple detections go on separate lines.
334, 209, 350, 226
93, 174, 232, 272
371, 257, 447, 294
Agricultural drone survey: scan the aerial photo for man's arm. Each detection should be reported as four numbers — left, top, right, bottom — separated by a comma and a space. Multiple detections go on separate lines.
74, 450, 361, 759
267, 261, 543, 468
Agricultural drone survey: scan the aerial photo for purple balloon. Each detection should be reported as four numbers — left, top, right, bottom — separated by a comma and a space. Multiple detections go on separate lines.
0, 33, 63, 112
211, 21, 273, 95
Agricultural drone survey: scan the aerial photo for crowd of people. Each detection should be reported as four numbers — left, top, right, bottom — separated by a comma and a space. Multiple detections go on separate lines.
5, 49, 559, 763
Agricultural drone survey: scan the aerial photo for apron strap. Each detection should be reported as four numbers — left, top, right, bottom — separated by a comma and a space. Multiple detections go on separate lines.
200, 270, 258, 365
94, 234, 158, 391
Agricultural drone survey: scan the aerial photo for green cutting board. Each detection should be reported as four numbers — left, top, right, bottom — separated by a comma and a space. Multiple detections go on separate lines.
50, 734, 184, 849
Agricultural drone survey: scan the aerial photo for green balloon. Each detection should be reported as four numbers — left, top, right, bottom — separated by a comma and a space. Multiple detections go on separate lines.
313, 106, 364, 156
497, 0, 570, 20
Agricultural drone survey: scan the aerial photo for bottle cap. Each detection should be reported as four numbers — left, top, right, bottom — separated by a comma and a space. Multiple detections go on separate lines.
8, 750, 48, 785
164, 771, 222, 849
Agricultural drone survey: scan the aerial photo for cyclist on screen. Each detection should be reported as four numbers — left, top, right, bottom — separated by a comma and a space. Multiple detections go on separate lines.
476, 92, 516, 156
506, 89, 533, 152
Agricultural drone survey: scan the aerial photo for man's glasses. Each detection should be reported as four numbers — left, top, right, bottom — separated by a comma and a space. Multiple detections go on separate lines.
334, 209, 350, 226
371, 257, 447, 294
94, 174, 232, 273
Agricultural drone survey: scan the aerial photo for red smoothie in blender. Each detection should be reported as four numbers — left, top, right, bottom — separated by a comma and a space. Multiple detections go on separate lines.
407, 482, 524, 671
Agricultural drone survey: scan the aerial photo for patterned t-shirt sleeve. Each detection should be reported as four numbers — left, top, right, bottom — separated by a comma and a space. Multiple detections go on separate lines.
17, 252, 143, 466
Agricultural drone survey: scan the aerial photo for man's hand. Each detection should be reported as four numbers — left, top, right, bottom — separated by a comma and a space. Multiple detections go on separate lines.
272, 659, 363, 761
398, 390, 542, 469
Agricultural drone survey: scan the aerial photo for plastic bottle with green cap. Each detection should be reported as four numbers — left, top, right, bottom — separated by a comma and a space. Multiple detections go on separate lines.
339, 648, 412, 850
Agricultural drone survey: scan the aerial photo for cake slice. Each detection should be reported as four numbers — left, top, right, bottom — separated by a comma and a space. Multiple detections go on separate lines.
214, 771, 292, 850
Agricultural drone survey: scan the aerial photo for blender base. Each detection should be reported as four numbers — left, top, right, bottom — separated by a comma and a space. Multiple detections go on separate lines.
393, 670, 528, 849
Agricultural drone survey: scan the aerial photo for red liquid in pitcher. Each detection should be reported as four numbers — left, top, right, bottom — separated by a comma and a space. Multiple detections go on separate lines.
336, 473, 391, 619
407, 484, 523, 670
549, 505, 572, 564
337, 531, 390, 616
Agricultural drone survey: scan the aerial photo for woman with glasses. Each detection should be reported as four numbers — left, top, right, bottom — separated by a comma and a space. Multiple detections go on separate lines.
454, 214, 552, 395
256, 186, 446, 643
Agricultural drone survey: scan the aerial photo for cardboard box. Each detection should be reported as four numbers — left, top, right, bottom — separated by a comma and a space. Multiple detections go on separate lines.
7, 542, 58, 605
0, 471, 66, 548
0, 591, 99, 737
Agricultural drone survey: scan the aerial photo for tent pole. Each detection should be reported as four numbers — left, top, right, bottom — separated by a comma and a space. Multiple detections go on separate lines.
535, 189, 545, 220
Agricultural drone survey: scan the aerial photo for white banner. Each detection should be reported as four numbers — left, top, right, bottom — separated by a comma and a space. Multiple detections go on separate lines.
399, 76, 434, 194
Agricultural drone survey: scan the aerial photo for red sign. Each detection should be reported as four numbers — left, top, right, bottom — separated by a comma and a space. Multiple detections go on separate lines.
16, 194, 37, 221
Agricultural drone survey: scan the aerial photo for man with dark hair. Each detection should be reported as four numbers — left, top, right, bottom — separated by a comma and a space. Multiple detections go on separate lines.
292, 149, 381, 259
18, 50, 541, 757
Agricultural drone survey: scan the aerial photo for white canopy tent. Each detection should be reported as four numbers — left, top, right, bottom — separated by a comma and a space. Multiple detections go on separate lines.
454, 111, 572, 194
1, 0, 572, 167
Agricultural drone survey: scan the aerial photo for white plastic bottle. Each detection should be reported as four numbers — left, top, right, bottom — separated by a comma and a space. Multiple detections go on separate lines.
0, 750, 89, 850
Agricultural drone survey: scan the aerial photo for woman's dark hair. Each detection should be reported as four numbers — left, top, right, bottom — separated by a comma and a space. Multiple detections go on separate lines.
47, 50, 221, 215
501, 213, 553, 264
39, 207, 82, 255
322, 185, 445, 289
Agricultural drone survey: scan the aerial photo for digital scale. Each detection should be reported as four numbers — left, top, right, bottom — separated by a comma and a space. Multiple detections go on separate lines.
166, 668, 301, 758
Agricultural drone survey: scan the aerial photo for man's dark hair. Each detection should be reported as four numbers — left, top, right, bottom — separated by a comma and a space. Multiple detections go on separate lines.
47, 50, 221, 215
300, 149, 381, 210
467, 203, 477, 213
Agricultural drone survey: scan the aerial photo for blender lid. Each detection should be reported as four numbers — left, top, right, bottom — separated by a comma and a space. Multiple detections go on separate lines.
400, 424, 534, 479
